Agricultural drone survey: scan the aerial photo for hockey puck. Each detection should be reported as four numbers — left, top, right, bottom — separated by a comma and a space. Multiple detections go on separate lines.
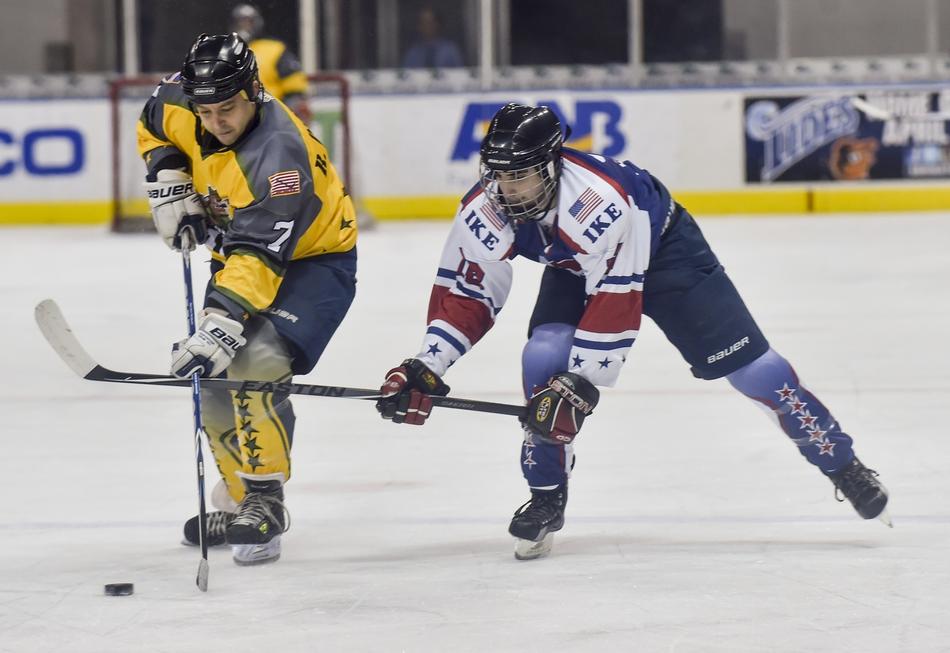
104, 583, 134, 596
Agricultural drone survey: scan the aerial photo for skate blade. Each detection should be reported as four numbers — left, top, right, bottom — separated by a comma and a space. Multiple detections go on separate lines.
231, 538, 281, 566
514, 532, 554, 560
877, 509, 893, 528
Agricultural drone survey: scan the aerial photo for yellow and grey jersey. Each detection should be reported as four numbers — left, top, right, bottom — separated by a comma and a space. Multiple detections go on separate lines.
136, 75, 356, 321
249, 38, 308, 102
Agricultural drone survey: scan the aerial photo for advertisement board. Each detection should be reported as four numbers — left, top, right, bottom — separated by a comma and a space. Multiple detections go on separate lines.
350, 90, 741, 202
744, 90, 950, 183
0, 100, 109, 201
3, 85, 950, 224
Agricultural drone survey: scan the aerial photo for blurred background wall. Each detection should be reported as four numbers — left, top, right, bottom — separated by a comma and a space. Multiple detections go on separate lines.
4, 0, 950, 226
3, 0, 950, 74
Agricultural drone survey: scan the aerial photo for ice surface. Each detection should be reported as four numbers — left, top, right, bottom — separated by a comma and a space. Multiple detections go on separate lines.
1, 214, 948, 652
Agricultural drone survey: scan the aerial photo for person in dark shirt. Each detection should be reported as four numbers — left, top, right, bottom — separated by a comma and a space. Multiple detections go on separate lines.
401, 6, 463, 69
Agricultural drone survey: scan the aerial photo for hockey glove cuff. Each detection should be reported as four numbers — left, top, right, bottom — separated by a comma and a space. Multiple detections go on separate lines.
522, 372, 600, 445
377, 358, 450, 425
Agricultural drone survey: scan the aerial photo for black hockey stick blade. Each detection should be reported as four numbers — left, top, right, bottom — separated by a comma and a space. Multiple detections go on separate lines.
35, 299, 525, 418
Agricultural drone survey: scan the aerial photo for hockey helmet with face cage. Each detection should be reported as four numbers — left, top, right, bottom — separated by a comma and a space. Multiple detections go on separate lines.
479, 103, 564, 222
180, 33, 260, 105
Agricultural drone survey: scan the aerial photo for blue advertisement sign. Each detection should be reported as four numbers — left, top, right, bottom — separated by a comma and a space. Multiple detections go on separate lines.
452, 100, 625, 162
744, 91, 950, 182
0, 127, 85, 177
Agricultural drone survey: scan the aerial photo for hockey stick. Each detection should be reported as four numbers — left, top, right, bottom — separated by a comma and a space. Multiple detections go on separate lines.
850, 96, 950, 122
180, 233, 210, 592
849, 96, 893, 121
34, 299, 526, 419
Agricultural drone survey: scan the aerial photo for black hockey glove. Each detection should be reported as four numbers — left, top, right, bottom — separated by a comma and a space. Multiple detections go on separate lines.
377, 358, 450, 425
522, 372, 600, 445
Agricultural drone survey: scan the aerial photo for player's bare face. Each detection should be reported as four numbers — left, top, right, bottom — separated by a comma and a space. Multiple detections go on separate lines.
195, 95, 256, 146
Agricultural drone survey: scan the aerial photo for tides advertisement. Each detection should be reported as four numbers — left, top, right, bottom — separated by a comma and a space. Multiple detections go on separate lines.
744, 90, 950, 182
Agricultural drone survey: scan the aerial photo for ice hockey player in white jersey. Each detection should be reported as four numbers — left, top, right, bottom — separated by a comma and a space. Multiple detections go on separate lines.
376, 103, 890, 560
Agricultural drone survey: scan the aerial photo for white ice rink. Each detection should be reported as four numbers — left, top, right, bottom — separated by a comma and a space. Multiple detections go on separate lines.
1, 213, 948, 652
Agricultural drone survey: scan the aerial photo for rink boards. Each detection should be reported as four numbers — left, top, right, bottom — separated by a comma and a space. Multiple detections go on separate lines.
2, 83, 950, 224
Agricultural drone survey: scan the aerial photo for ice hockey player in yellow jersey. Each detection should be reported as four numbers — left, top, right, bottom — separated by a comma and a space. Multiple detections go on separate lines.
231, 3, 311, 121
137, 32, 357, 565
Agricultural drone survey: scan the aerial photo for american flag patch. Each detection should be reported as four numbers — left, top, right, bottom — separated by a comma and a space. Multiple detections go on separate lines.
568, 188, 603, 223
268, 170, 301, 197
479, 203, 507, 231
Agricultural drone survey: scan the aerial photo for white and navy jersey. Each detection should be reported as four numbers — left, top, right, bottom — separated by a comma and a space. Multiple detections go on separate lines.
416, 148, 675, 387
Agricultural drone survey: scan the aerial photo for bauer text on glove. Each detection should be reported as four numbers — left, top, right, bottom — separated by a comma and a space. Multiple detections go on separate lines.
144, 169, 209, 250
170, 310, 246, 378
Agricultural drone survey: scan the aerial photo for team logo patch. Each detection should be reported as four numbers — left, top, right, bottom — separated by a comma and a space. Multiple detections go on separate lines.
536, 396, 552, 422
268, 170, 301, 197
203, 186, 232, 228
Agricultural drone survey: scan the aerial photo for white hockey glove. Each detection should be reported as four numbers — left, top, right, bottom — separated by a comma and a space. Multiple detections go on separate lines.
144, 169, 209, 251
170, 309, 246, 378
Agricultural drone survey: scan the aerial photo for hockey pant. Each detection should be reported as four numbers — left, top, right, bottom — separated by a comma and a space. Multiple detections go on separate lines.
520, 325, 855, 487
201, 317, 295, 504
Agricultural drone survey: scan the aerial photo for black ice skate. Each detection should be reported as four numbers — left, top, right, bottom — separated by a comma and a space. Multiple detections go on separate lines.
826, 457, 892, 527
225, 477, 289, 565
182, 510, 235, 547
508, 485, 567, 560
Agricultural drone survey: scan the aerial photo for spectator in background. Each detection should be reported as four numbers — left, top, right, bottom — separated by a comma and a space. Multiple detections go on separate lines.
231, 3, 311, 122
401, 6, 463, 69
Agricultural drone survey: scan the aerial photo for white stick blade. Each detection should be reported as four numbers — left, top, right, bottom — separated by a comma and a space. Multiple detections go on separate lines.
196, 559, 209, 592
34, 299, 97, 378
849, 96, 892, 121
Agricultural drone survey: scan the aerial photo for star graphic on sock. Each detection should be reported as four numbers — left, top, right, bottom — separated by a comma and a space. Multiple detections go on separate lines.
789, 396, 807, 415
237, 403, 252, 420
818, 440, 836, 456
797, 410, 818, 429
598, 357, 611, 369
247, 455, 263, 470
522, 453, 537, 468
776, 383, 796, 401
572, 355, 584, 368
806, 427, 827, 442
427, 342, 441, 355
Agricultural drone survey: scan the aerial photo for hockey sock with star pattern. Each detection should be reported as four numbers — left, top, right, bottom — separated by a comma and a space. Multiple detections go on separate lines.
726, 348, 854, 474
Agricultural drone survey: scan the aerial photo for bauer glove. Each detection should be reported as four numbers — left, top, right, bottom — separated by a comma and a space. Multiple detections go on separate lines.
522, 372, 599, 445
170, 309, 246, 378
377, 358, 450, 425
144, 169, 209, 251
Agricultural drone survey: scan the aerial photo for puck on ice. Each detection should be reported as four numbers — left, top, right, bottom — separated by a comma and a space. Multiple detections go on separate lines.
104, 583, 134, 596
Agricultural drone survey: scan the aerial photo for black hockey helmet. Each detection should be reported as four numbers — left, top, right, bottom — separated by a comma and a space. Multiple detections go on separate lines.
479, 103, 564, 222
180, 33, 260, 105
